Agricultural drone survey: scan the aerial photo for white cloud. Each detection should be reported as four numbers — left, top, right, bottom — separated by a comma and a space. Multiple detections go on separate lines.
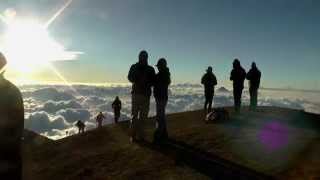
57, 108, 90, 123
40, 100, 82, 113
24, 87, 75, 101
25, 111, 69, 133
20, 84, 320, 139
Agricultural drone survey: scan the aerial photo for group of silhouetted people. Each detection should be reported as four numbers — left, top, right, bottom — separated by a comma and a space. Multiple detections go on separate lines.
230, 59, 261, 112
0, 49, 262, 179
95, 97, 122, 128
201, 59, 261, 114
127, 51, 262, 145
128, 50, 171, 144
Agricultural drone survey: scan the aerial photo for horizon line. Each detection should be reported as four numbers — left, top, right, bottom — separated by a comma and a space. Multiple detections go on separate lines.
14, 81, 320, 93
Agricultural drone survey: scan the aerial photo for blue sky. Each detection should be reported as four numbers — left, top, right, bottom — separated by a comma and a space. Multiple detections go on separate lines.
0, 0, 319, 90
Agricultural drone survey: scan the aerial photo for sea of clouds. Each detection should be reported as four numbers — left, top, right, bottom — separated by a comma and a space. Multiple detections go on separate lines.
21, 84, 320, 139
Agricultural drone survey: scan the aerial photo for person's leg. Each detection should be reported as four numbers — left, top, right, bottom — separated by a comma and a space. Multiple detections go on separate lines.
138, 95, 150, 140
238, 88, 243, 112
204, 98, 208, 111
234, 87, 242, 112
249, 88, 254, 110
208, 95, 213, 112
155, 100, 168, 142
159, 100, 168, 139
154, 99, 161, 141
253, 89, 258, 110
131, 94, 139, 140
116, 110, 120, 123
233, 88, 239, 112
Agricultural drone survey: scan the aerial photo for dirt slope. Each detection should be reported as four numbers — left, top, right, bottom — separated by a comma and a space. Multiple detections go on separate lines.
23, 107, 320, 179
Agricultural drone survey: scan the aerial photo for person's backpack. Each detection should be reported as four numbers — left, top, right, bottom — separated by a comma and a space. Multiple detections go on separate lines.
205, 108, 229, 123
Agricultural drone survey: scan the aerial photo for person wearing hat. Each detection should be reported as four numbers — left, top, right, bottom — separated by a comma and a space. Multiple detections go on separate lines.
230, 59, 246, 113
128, 50, 156, 142
0, 52, 24, 180
153, 58, 171, 144
201, 66, 217, 113
246, 62, 261, 110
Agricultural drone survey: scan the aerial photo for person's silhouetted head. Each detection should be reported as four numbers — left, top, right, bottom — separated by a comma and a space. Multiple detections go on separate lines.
0, 52, 7, 74
233, 59, 240, 69
156, 58, 167, 70
139, 50, 148, 66
251, 62, 257, 69
206, 66, 213, 73
115, 96, 119, 100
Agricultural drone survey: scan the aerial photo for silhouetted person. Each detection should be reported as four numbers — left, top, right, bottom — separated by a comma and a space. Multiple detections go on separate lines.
153, 58, 171, 144
112, 96, 122, 123
128, 50, 155, 142
201, 66, 217, 113
76, 120, 85, 134
96, 112, 105, 128
230, 59, 246, 113
246, 62, 261, 110
0, 52, 24, 180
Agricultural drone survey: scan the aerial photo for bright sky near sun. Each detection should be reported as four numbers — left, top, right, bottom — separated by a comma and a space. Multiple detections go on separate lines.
0, 0, 319, 90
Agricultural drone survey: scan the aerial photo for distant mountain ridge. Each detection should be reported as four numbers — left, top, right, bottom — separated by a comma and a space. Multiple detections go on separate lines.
217, 87, 230, 93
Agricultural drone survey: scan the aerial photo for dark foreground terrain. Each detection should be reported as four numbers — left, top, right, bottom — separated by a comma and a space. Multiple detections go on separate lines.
23, 107, 320, 179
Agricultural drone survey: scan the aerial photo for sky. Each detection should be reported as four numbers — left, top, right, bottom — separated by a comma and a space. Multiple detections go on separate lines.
0, 0, 319, 90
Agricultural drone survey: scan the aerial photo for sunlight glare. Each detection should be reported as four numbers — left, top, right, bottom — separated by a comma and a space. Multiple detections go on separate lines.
0, 19, 80, 73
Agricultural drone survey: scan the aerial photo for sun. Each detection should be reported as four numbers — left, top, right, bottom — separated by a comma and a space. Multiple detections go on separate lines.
0, 0, 82, 88
0, 19, 77, 73
0, 0, 81, 78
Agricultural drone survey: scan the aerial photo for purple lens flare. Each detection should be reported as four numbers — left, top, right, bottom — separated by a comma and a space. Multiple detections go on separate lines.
258, 121, 289, 152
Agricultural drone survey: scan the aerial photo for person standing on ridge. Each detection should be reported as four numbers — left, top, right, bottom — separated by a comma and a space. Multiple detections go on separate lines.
0, 52, 24, 180
201, 66, 217, 113
128, 50, 156, 142
96, 112, 105, 128
112, 96, 122, 124
230, 59, 246, 113
76, 120, 85, 134
246, 62, 261, 111
153, 58, 171, 144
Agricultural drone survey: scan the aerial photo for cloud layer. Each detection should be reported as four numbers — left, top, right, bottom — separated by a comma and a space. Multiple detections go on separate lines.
20, 84, 320, 139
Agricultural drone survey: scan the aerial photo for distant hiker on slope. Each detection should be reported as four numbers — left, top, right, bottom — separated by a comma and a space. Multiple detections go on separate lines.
76, 120, 86, 134
153, 58, 171, 144
96, 112, 105, 128
128, 50, 156, 142
230, 59, 246, 113
0, 52, 24, 180
246, 62, 261, 111
112, 96, 122, 124
201, 66, 217, 113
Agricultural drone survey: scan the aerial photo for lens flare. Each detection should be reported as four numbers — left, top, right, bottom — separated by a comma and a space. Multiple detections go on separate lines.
0, 0, 83, 93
